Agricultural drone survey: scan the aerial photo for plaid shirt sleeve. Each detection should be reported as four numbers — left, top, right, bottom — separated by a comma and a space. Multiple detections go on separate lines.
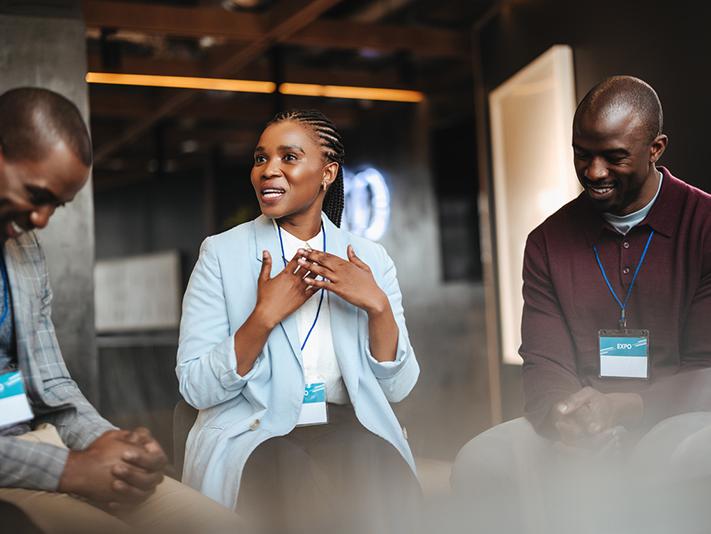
0, 436, 69, 491
29, 234, 115, 449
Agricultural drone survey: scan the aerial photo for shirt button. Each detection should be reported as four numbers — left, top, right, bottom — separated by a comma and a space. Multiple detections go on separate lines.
623, 267, 630, 275
249, 419, 260, 431
623, 241, 630, 249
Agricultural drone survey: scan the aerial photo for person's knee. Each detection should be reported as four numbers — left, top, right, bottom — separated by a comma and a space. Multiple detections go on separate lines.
123, 476, 241, 534
0, 489, 131, 534
451, 417, 535, 494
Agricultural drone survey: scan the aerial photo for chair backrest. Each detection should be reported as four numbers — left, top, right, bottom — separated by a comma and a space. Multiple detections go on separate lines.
172, 399, 198, 478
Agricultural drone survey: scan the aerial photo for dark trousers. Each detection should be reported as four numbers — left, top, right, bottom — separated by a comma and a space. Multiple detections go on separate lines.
0, 501, 43, 534
237, 404, 421, 534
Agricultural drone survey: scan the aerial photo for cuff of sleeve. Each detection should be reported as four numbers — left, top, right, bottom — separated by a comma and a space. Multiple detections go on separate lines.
69, 421, 117, 450
524, 390, 576, 439
27, 442, 70, 492
214, 335, 260, 390
366, 330, 410, 380
44, 444, 69, 492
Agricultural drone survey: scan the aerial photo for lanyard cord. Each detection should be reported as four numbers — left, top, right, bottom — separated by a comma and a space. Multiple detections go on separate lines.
276, 221, 326, 351
0, 252, 8, 329
593, 229, 654, 329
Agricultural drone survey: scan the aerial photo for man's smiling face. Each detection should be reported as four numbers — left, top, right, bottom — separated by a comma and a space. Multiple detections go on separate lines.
572, 105, 661, 216
0, 140, 89, 240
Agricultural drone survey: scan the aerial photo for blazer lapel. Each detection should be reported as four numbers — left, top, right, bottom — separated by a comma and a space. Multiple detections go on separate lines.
253, 215, 303, 368
4, 236, 39, 396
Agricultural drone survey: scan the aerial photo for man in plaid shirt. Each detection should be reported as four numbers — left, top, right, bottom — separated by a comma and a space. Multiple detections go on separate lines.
0, 88, 240, 533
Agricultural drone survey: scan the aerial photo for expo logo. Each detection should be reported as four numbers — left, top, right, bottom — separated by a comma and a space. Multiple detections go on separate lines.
616, 343, 633, 350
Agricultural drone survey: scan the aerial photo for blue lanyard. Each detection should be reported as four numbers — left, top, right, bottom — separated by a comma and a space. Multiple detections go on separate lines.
593, 230, 654, 329
276, 222, 326, 352
0, 252, 8, 329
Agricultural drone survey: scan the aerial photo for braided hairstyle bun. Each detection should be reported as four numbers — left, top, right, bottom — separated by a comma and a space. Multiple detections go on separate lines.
267, 109, 345, 227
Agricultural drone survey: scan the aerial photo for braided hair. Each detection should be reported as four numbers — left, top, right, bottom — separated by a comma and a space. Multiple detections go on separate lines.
267, 109, 345, 227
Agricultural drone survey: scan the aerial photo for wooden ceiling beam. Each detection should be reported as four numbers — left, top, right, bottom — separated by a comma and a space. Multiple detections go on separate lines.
286, 19, 468, 57
92, 0, 344, 163
88, 88, 360, 125
82, 0, 264, 40
86, 52, 411, 89
82, 0, 468, 58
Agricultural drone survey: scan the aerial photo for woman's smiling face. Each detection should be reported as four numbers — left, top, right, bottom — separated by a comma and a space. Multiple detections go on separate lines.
251, 120, 334, 223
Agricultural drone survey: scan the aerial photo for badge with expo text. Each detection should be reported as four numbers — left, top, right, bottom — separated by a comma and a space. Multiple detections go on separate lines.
296, 382, 328, 426
0, 371, 33, 429
599, 329, 649, 379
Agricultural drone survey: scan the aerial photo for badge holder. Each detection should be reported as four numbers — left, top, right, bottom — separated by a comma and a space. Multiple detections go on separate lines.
296, 381, 329, 426
599, 329, 649, 379
0, 370, 33, 429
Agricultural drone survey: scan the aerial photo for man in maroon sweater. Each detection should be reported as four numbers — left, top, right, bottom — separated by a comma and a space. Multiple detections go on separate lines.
523, 76, 711, 445
451, 76, 711, 530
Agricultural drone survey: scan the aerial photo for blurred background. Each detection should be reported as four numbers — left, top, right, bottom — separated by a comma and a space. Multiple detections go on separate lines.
1, 0, 710, 489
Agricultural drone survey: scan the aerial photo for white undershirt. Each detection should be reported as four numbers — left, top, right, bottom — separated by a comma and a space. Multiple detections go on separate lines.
275, 219, 349, 404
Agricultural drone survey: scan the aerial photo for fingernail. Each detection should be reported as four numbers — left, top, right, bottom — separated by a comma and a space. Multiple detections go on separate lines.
298, 257, 307, 264
123, 451, 137, 461
297, 248, 307, 255
262, 250, 268, 259
557, 403, 568, 414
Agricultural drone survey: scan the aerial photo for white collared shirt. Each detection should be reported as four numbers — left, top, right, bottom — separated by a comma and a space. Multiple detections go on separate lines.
276, 219, 349, 404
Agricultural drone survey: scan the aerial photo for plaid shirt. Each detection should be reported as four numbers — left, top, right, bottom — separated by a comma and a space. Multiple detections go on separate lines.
0, 232, 114, 491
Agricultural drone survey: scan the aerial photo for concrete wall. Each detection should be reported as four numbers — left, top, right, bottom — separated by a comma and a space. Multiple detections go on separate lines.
0, 2, 97, 401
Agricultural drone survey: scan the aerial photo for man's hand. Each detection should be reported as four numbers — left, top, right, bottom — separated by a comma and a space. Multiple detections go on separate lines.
58, 428, 167, 510
553, 426, 628, 458
552, 387, 643, 447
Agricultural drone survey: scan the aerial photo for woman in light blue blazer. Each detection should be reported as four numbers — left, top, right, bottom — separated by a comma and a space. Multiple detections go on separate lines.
177, 110, 420, 532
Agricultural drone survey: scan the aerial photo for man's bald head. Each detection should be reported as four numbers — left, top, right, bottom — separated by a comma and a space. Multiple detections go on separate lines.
574, 76, 663, 143
0, 87, 92, 167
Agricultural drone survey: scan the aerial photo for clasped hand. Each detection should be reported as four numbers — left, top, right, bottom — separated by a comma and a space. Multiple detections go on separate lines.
552, 387, 642, 451
59, 427, 167, 512
297, 246, 388, 314
255, 245, 388, 328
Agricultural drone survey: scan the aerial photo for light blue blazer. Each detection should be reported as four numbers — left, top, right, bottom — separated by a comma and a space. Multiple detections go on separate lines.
176, 214, 420, 508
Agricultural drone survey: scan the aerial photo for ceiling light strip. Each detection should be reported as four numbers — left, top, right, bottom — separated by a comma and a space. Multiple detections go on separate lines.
86, 72, 276, 94
278, 82, 424, 103
86, 72, 424, 103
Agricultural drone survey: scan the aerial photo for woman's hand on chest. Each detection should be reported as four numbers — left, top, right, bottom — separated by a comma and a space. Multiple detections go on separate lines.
295, 245, 388, 315
253, 250, 319, 328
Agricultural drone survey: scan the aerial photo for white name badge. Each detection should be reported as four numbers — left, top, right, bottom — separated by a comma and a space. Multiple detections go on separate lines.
296, 382, 328, 426
599, 329, 649, 379
0, 371, 33, 429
